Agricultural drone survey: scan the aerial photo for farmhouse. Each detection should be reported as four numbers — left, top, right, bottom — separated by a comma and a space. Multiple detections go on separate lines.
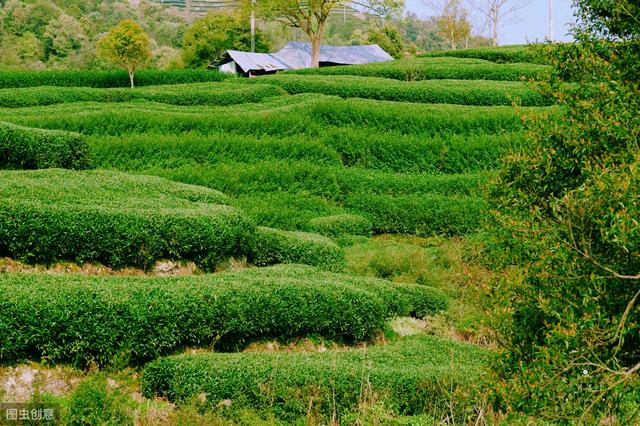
217, 41, 393, 76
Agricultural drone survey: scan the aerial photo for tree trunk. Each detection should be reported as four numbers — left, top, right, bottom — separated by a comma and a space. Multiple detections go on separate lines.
492, 17, 498, 46
311, 35, 322, 68
129, 70, 135, 89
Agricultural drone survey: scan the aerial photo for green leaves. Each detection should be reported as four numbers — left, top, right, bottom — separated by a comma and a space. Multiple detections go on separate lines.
0, 265, 447, 367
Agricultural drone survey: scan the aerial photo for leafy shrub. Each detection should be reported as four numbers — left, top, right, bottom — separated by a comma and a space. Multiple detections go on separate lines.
0, 265, 447, 367
309, 214, 373, 237
141, 335, 485, 421
288, 57, 550, 81
0, 95, 536, 138
67, 375, 132, 425
346, 194, 487, 236
89, 129, 518, 175
89, 132, 342, 170
0, 169, 251, 270
0, 83, 285, 108
423, 45, 542, 64
239, 75, 550, 106
0, 69, 232, 89
0, 121, 90, 170
247, 227, 345, 271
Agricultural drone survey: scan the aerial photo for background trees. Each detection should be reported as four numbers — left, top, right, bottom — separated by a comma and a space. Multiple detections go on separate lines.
182, 12, 270, 68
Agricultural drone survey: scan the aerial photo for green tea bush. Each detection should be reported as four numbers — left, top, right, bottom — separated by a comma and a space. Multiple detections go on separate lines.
240, 75, 550, 106
0, 121, 90, 170
122, 162, 487, 199
141, 335, 485, 421
90, 132, 342, 170
0, 96, 537, 138
0, 83, 285, 108
0, 265, 447, 367
424, 45, 542, 64
322, 129, 521, 173
0, 69, 232, 89
346, 194, 487, 236
89, 129, 518, 175
0, 169, 251, 270
288, 57, 550, 81
247, 227, 344, 271
308, 214, 373, 237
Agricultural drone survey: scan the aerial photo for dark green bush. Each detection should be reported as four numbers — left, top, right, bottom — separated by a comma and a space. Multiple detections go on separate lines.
141, 335, 485, 421
0, 83, 285, 108
247, 227, 345, 271
0, 69, 232, 89
240, 75, 550, 106
308, 214, 373, 237
0, 265, 447, 367
0, 169, 251, 270
288, 57, 550, 81
0, 121, 90, 170
345, 193, 487, 236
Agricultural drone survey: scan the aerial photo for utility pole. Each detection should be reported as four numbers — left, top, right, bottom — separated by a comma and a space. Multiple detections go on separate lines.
548, 0, 554, 41
251, 0, 255, 52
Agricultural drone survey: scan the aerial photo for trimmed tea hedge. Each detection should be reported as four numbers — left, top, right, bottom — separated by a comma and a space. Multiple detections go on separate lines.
247, 227, 345, 271
89, 129, 518, 175
0, 265, 448, 367
240, 75, 549, 106
141, 335, 486, 420
345, 193, 488, 236
0, 169, 251, 270
0, 83, 286, 108
0, 96, 539, 137
0, 69, 232, 89
424, 45, 542, 64
288, 57, 550, 81
0, 121, 90, 170
309, 214, 373, 237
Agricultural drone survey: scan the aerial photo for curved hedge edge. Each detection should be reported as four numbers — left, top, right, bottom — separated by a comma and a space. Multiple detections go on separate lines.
0, 121, 91, 170
247, 227, 345, 271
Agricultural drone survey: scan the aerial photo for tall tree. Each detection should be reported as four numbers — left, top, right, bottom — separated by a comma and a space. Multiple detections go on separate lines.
97, 20, 151, 88
426, 0, 471, 50
182, 12, 269, 68
469, 0, 531, 46
250, 0, 403, 67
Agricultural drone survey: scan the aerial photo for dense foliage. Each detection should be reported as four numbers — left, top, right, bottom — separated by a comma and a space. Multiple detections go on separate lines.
142, 335, 485, 421
489, 1, 640, 422
0, 265, 447, 367
241, 74, 550, 106
0, 121, 90, 169
0, 169, 251, 270
0, 69, 231, 88
287, 56, 550, 81
424, 45, 542, 63
181, 12, 270, 68
0, 83, 285, 107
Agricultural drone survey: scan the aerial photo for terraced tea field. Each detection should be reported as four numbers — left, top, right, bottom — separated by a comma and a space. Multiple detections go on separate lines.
0, 51, 553, 423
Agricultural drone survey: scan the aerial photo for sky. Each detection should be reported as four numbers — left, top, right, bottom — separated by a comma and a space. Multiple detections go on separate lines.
405, 0, 577, 45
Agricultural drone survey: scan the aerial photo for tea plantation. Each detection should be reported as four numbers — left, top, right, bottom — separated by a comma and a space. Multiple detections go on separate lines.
0, 50, 553, 423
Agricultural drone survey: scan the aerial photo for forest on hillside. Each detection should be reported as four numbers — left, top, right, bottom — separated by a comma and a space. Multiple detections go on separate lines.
0, 0, 493, 70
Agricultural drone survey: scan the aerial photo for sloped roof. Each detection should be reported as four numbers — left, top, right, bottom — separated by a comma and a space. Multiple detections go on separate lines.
219, 42, 393, 73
